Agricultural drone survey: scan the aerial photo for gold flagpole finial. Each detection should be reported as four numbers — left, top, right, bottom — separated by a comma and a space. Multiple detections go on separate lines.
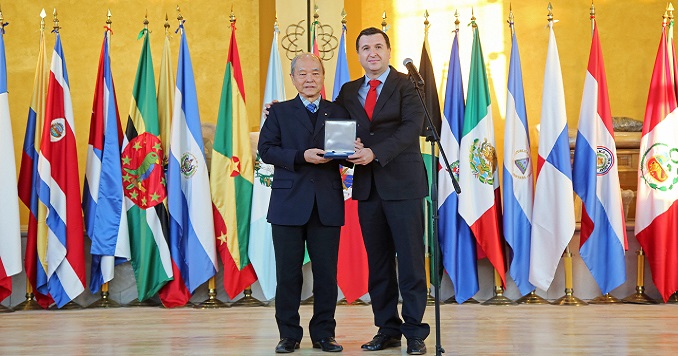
0, 6, 4, 31
669, 3, 675, 20
143, 10, 149, 30
177, 5, 183, 23
508, 5, 515, 36
164, 13, 170, 34
471, 8, 477, 29
547, 3, 554, 23
230, 7, 236, 25
341, 8, 347, 25
40, 8, 46, 31
590, 2, 595, 34
664, 9, 669, 26
454, 9, 460, 31
53, 8, 60, 32
424, 10, 430, 35
275, 14, 280, 33
107, 9, 112, 27
381, 11, 388, 32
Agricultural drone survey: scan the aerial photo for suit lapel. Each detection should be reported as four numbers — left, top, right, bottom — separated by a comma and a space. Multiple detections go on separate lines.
292, 95, 314, 133
344, 79, 371, 127
372, 66, 397, 120
314, 100, 330, 138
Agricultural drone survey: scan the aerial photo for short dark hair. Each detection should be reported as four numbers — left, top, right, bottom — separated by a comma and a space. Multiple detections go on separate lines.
355, 27, 390, 52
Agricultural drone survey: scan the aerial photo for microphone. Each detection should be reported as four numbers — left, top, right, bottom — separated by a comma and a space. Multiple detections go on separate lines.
403, 58, 425, 86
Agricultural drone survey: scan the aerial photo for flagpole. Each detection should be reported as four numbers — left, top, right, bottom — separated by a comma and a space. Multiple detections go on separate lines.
14, 9, 47, 312
542, 2, 586, 308
665, 2, 678, 306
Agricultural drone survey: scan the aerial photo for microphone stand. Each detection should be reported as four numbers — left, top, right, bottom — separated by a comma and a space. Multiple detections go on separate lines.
408, 74, 461, 356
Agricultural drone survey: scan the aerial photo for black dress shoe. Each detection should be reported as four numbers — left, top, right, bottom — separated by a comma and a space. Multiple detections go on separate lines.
406, 338, 427, 355
361, 333, 401, 351
275, 338, 300, 353
312, 337, 343, 352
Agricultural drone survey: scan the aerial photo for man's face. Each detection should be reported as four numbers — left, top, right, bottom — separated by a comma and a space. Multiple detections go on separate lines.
290, 56, 324, 100
357, 33, 391, 77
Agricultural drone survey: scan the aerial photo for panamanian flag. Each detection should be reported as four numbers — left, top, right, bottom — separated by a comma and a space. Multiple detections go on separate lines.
573, 20, 627, 295
83, 29, 131, 294
36, 32, 86, 308
167, 24, 217, 303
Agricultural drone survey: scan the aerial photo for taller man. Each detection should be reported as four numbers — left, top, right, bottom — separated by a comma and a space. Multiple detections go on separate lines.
259, 53, 349, 354
338, 27, 430, 355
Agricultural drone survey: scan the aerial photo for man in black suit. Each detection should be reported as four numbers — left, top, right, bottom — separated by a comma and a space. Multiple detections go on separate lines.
258, 53, 350, 354
336, 27, 429, 355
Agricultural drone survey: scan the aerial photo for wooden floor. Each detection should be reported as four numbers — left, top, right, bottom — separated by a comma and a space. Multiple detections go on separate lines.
1, 302, 678, 355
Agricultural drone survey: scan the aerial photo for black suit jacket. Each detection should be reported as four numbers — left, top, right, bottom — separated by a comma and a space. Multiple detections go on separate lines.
258, 95, 349, 227
335, 66, 428, 201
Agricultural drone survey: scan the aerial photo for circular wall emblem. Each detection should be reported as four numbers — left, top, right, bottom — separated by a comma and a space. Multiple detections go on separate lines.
180, 152, 198, 178
50, 118, 66, 142
596, 146, 614, 176
469, 138, 497, 185
640, 142, 678, 191
121, 132, 167, 208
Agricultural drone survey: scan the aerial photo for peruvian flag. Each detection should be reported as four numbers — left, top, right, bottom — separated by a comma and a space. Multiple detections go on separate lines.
635, 21, 678, 302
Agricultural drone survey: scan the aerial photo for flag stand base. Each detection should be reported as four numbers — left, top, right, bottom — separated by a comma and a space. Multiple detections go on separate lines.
231, 288, 264, 307
446, 297, 480, 304
126, 298, 160, 307
195, 288, 230, 309
87, 291, 121, 308
552, 289, 587, 306
300, 295, 314, 305
0, 304, 13, 313
51, 301, 83, 310
337, 298, 369, 306
426, 293, 436, 306
588, 293, 622, 304
443, 295, 456, 304
666, 292, 678, 304
482, 285, 516, 306
13, 293, 44, 311
622, 286, 659, 304
515, 291, 550, 305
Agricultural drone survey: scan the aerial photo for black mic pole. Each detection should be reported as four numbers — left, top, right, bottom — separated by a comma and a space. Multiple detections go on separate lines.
405, 60, 460, 356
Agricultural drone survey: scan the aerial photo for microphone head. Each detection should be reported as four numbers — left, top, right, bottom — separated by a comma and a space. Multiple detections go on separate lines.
403, 58, 413, 66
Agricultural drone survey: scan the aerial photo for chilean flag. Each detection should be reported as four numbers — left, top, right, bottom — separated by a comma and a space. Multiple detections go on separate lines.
573, 21, 627, 295
36, 33, 86, 308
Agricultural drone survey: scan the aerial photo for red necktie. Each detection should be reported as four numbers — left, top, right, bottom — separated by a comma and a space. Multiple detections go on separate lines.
364, 79, 381, 120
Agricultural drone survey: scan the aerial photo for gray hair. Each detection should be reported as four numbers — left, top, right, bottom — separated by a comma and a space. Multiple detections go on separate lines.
290, 53, 325, 75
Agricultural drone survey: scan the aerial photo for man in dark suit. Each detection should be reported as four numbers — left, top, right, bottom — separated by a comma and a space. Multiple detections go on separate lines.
336, 27, 429, 355
258, 53, 350, 354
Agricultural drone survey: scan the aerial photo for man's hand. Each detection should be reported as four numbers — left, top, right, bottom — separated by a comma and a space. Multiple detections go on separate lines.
347, 146, 375, 165
262, 100, 279, 117
304, 148, 331, 164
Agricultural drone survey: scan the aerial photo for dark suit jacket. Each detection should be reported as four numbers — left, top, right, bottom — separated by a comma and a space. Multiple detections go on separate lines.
258, 95, 349, 227
335, 66, 428, 201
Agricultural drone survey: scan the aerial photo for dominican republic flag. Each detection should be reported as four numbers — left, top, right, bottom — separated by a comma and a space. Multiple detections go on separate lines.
211, 19, 258, 299
18, 26, 53, 308
0, 23, 22, 303
36, 33, 86, 308
334, 23, 369, 304
503, 27, 535, 297
82, 29, 131, 294
167, 25, 217, 305
249, 22, 286, 301
635, 21, 678, 302
572, 20, 627, 295
529, 21, 575, 292
458, 24, 507, 286
438, 28, 479, 303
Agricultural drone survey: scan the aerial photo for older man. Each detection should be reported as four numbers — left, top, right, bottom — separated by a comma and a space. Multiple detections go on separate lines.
258, 53, 350, 353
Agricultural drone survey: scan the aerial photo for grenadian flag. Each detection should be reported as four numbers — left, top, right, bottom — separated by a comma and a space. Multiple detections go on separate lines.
18, 22, 52, 308
83, 28, 131, 294
211, 19, 257, 299
573, 20, 627, 295
503, 26, 535, 296
529, 21, 575, 292
438, 28, 479, 303
458, 23, 507, 287
249, 21, 286, 300
36, 32, 86, 308
635, 20, 678, 302
0, 21, 22, 303
167, 24, 217, 306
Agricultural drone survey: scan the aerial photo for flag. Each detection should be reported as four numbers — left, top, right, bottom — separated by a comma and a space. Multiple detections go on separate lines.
82, 29, 131, 294
249, 22, 286, 301
419, 22, 443, 289
572, 21, 627, 295
0, 24, 22, 303
529, 21, 575, 291
36, 33, 86, 308
458, 24, 506, 286
166, 25, 217, 306
123, 29, 173, 302
438, 28, 479, 303
17, 24, 52, 308
211, 20, 257, 299
333, 24, 368, 304
502, 28, 535, 296
635, 21, 678, 302
157, 29, 174, 168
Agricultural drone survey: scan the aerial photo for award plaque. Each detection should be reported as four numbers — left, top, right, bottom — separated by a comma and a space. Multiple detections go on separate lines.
323, 120, 356, 159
